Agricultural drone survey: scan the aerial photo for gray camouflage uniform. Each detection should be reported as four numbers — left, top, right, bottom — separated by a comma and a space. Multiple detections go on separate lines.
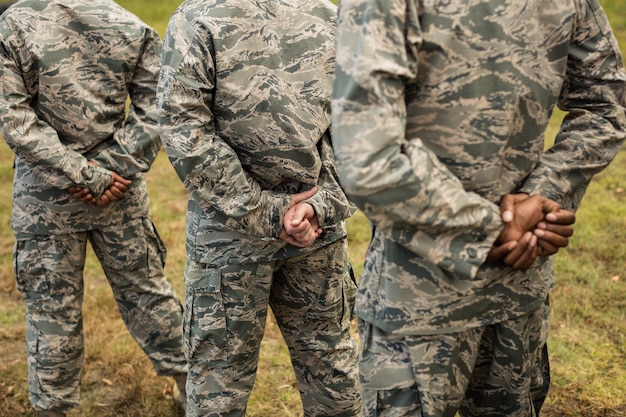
157, 0, 361, 416
332, 0, 626, 416
0, 0, 187, 413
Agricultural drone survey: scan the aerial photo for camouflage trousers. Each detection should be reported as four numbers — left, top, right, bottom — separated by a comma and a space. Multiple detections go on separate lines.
358, 298, 549, 417
183, 238, 361, 417
14, 217, 187, 413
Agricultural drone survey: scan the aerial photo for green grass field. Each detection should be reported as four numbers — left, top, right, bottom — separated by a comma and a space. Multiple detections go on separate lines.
1, 1, 625, 416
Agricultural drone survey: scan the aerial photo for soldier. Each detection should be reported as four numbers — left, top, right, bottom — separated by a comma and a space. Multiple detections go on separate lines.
0, 1, 188, 416
332, 0, 626, 417
157, 0, 361, 416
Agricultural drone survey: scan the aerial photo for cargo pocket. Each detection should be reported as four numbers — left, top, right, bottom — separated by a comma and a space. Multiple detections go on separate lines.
341, 262, 358, 327
25, 317, 43, 399
144, 218, 167, 270
14, 239, 52, 304
359, 321, 424, 416
183, 264, 228, 363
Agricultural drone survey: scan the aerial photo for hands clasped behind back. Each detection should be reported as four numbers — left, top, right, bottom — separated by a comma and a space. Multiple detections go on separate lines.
68, 161, 132, 206
488, 193, 575, 270
279, 187, 323, 248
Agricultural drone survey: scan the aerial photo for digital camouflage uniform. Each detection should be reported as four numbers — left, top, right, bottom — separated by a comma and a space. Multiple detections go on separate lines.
157, 0, 360, 416
0, 0, 187, 413
332, 0, 626, 416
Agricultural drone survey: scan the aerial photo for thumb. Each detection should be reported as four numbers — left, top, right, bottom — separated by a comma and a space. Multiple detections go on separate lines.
539, 197, 560, 214
289, 204, 311, 226
500, 193, 528, 223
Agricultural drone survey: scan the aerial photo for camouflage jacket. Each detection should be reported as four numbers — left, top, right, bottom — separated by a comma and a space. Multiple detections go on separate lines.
158, 0, 354, 265
0, 0, 163, 236
332, 0, 626, 334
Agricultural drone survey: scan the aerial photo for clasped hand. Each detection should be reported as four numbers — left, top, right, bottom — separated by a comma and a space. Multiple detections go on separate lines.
279, 187, 323, 248
487, 193, 575, 270
68, 161, 132, 206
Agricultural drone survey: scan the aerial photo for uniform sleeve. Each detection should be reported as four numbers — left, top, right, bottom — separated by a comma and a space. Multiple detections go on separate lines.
157, 11, 290, 238
90, 27, 164, 177
518, 0, 626, 210
0, 25, 111, 196
304, 131, 356, 227
331, 0, 503, 280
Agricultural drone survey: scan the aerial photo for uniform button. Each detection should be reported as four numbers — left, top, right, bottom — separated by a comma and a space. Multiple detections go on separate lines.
467, 248, 477, 258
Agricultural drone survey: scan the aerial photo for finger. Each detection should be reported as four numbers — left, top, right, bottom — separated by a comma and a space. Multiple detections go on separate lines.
104, 190, 117, 202
536, 239, 558, 257
308, 215, 320, 231
101, 197, 113, 205
279, 229, 309, 248
511, 233, 538, 270
97, 192, 112, 205
291, 224, 313, 241
293, 223, 319, 247
72, 189, 94, 203
536, 222, 574, 238
77, 193, 96, 204
112, 181, 129, 193
502, 232, 536, 270
499, 193, 528, 223
536, 234, 559, 255
285, 222, 308, 236
486, 240, 518, 264
546, 224, 574, 238
534, 228, 570, 248
111, 172, 132, 186
289, 187, 318, 207
289, 204, 311, 226
107, 185, 125, 198
500, 195, 515, 223
545, 210, 575, 225
283, 212, 308, 235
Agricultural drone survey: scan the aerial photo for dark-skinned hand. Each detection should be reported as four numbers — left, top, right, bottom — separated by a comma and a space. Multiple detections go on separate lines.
500, 193, 575, 256
68, 162, 132, 205
487, 194, 564, 270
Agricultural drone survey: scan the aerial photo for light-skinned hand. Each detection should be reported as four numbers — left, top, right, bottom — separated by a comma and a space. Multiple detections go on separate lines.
278, 187, 323, 248
280, 202, 322, 247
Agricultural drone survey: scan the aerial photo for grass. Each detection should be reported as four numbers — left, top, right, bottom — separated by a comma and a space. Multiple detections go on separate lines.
1, 0, 625, 416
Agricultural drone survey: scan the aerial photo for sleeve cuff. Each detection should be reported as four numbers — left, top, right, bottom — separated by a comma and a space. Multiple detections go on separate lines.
83, 164, 112, 197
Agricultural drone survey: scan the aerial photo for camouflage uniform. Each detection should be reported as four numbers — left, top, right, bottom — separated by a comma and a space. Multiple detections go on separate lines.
332, 0, 626, 416
157, 0, 361, 416
0, 0, 187, 413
